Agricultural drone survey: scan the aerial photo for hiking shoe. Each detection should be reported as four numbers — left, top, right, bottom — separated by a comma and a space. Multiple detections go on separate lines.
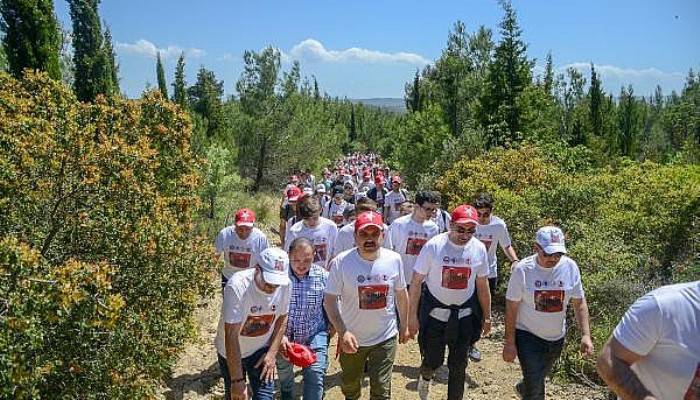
417, 375, 430, 400
468, 345, 482, 362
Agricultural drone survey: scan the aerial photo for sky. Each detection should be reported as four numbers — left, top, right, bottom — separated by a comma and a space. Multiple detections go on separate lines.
52, 0, 699, 99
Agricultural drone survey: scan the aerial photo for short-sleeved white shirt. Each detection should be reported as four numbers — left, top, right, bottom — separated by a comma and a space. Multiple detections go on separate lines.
323, 200, 350, 226
387, 215, 439, 284
474, 215, 512, 278
413, 233, 489, 321
332, 222, 392, 257
431, 209, 451, 234
215, 268, 291, 358
612, 281, 700, 400
215, 227, 269, 278
505, 254, 585, 341
384, 190, 407, 224
325, 248, 406, 347
284, 217, 338, 268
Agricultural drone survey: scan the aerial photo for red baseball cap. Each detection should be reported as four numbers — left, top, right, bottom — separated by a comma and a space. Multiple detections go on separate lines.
234, 208, 256, 227
451, 204, 479, 225
355, 211, 384, 232
286, 186, 302, 202
285, 342, 317, 368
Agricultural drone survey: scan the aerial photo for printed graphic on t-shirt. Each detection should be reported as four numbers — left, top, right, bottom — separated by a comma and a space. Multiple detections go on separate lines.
534, 290, 565, 312
358, 284, 389, 310
313, 243, 328, 263
685, 362, 700, 400
441, 266, 472, 289
229, 252, 251, 269
240, 314, 275, 337
331, 215, 344, 225
405, 237, 427, 256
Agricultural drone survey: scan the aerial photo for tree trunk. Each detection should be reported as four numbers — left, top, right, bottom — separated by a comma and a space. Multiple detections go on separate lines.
253, 135, 268, 192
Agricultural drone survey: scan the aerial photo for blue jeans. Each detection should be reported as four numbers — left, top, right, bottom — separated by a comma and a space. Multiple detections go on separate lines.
515, 329, 564, 400
276, 331, 329, 400
217, 346, 275, 400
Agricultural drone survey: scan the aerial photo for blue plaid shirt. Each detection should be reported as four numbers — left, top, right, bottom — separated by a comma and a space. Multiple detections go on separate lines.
286, 264, 329, 345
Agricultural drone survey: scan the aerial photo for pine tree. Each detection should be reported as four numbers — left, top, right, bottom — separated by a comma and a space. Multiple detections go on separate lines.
0, 0, 62, 80
480, 0, 533, 146
313, 76, 321, 100
68, 0, 114, 101
188, 66, 224, 138
349, 104, 357, 142
103, 24, 119, 93
405, 69, 421, 113
543, 51, 554, 96
172, 52, 187, 107
588, 63, 604, 138
156, 52, 168, 99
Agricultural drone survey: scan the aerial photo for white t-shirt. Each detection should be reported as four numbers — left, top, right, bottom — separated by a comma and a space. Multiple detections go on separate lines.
215, 268, 291, 358
215, 227, 269, 278
505, 254, 585, 341
474, 215, 512, 278
323, 200, 350, 226
333, 222, 392, 257
612, 281, 700, 400
284, 217, 338, 268
387, 215, 439, 284
325, 248, 406, 347
384, 190, 407, 224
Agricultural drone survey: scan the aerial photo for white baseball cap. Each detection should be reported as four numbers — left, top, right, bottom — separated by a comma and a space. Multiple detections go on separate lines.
536, 226, 567, 254
316, 184, 326, 193
256, 248, 290, 286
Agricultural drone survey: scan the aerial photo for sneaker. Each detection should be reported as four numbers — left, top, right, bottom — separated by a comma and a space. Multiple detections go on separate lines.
417, 375, 430, 400
468, 346, 482, 362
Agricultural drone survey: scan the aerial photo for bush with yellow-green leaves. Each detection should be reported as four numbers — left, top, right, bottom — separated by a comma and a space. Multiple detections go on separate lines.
437, 145, 700, 384
0, 71, 215, 398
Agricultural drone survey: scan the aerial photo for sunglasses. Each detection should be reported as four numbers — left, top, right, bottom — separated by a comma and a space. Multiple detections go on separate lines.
454, 226, 476, 235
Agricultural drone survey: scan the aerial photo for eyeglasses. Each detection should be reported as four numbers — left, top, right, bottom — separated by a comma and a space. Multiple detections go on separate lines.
454, 226, 476, 235
537, 248, 564, 259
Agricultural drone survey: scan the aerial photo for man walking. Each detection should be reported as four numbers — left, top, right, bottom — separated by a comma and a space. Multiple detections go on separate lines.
324, 211, 410, 400
215, 208, 269, 289
285, 196, 338, 269
407, 204, 491, 400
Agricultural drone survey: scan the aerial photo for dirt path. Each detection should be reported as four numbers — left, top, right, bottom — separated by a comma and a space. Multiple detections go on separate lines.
158, 289, 606, 400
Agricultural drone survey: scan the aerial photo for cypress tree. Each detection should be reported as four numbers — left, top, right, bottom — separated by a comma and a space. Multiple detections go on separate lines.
0, 0, 62, 80
588, 63, 604, 138
172, 52, 187, 107
103, 24, 119, 93
68, 0, 113, 101
156, 52, 168, 98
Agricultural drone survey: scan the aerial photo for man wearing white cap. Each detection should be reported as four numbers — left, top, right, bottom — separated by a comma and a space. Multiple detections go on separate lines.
408, 204, 491, 400
502, 226, 594, 400
215, 208, 269, 289
324, 211, 410, 400
215, 247, 292, 400
315, 183, 330, 212
597, 280, 700, 400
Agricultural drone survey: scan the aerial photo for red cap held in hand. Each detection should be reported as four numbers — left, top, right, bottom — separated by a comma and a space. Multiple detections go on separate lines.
286, 342, 317, 368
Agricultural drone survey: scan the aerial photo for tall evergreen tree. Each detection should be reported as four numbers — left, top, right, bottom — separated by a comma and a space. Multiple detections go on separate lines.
618, 85, 641, 156
188, 66, 224, 138
480, 0, 533, 146
172, 52, 187, 107
313, 76, 321, 100
156, 52, 168, 98
349, 104, 357, 142
68, 0, 113, 101
103, 24, 119, 93
0, 0, 62, 80
405, 69, 422, 113
543, 51, 555, 96
588, 63, 604, 138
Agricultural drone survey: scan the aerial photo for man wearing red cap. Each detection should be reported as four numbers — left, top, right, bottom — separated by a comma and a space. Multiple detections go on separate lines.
358, 170, 374, 192
407, 204, 491, 400
324, 211, 410, 400
383, 176, 409, 224
279, 186, 303, 243
215, 208, 269, 289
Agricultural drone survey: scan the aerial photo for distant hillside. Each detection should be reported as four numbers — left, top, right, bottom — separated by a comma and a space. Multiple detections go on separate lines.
350, 98, 406, 113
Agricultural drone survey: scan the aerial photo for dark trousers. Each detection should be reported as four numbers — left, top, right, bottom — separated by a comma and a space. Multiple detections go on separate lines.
488, 276, 498, 297
515, 329, 564, 400
418, 314, 478, 400
217, 346, 274, 400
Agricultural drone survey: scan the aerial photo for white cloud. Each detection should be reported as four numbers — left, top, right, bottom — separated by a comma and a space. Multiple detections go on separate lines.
283, 38, 430, 66
116, 39, 205, 59
561, 62, 684, 81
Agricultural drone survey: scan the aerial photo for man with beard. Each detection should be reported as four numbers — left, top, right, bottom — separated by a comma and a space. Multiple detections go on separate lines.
324, 211, 410, 400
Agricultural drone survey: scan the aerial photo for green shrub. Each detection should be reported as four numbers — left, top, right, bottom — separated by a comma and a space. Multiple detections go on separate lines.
0, 71, 214, 398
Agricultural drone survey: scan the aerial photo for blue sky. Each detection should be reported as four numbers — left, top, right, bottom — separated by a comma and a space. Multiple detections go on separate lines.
53, 0, 699, 99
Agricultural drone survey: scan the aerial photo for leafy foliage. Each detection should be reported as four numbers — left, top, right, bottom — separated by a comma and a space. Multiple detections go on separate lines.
0, 71, 214, 398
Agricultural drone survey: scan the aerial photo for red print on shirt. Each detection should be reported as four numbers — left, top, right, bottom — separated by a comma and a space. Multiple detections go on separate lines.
240, 314, 275, 337
685, 362, 700, 400
534, 290, 565, 313
358, 284, 389, 310
405, 237, 427, 256
229, 252, 251, 269
441, 266, 472, 289
313, 243, 328, 263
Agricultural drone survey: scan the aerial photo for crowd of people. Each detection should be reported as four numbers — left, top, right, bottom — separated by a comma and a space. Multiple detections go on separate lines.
213, 153, 700, 400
